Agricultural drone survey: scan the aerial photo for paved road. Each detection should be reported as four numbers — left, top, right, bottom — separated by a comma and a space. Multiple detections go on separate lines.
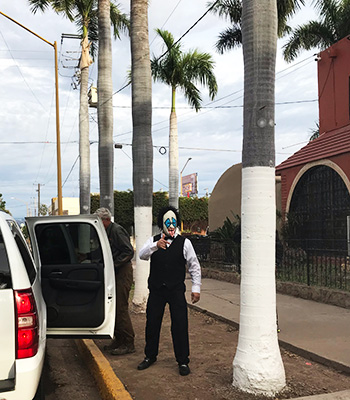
44, 339, 101, 399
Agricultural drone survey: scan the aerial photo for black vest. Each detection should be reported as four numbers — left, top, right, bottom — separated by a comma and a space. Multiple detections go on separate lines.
148, 234, 186, 290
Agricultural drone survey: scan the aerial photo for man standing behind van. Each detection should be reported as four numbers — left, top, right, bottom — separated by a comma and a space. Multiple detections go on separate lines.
95, 208, 135, 355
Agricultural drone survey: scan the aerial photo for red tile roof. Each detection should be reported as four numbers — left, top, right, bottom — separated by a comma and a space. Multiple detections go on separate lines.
276, 123, 350, 172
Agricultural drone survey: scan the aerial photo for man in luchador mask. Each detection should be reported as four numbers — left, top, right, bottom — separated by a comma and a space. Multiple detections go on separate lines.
137, 206, 201, 376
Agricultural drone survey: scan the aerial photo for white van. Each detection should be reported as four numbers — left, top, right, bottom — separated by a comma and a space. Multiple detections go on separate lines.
0, 212, 116, 400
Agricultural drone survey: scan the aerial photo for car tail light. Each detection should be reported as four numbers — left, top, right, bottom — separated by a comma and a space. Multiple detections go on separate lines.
14, 289, 39, 359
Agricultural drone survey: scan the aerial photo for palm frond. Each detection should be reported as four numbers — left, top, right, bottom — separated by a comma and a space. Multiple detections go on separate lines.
110, 2, 130, 39
283, 21, 335, 62
207, 0, 242, 23
183, 51, 218, 100
277, 0, 305, 18
29, 0, 76, 20
28, 0, 52, 13
155, 29, 178, 53
151, 29, 217, 110
182, 82, 202, 112
313, 0, 339, 21
215, 26, 242, 53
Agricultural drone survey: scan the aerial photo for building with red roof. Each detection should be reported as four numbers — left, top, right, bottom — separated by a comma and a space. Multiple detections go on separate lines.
276, 36, 350, 250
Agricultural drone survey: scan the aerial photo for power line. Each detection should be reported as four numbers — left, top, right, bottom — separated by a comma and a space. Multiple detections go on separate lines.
62, 155, 79, 187
0, 31, 49, 112
111, 1, 220, 98
156, 0, 220, 61
149, 0, 183, 47
111, 99, 317, 109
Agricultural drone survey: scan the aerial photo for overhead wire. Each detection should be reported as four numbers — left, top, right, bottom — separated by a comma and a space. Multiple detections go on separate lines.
3, 2, 318, 200
113, 54, 316, 138
149, 0, 183, 47
0, 30, 49, 112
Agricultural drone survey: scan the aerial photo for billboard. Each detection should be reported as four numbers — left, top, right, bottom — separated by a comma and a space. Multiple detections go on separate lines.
181, 173, 198, 197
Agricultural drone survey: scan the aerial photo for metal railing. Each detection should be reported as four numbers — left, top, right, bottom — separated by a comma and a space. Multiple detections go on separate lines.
277, 246, 350, 291
189, 236, 350, 292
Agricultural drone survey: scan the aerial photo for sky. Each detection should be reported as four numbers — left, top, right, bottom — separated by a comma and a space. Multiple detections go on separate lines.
0, 0, 319, 219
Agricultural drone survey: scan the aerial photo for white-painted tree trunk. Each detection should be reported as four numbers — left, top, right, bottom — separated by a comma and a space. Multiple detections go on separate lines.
233, 166, 285, 396
132, 206, 152, 310
130, 0, 153, 311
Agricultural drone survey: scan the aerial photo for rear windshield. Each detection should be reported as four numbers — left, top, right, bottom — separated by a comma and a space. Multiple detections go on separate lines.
0, 229, 12, 289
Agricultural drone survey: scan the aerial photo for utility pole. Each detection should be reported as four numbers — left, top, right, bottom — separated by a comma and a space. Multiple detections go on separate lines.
35, 183, 44, 216
0, 11, 63, 215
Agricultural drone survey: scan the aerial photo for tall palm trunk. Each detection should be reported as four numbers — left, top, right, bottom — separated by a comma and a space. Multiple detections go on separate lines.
232, 0, 286, 396
169, 88, 179, 209
130, 0, 153, 310
98, 0, 114, 214
79, 35, 91, 214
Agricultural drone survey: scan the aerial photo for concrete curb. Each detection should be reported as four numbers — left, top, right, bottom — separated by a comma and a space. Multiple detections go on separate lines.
75, 339, 133, 400
291, 390, 350, 399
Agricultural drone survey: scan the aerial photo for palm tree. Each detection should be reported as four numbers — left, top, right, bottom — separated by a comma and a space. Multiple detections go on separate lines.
208, 0, 304, 54
29, 0, 129, 214
309, 122, 320, 141
151, 29, 218, 209
97, 0, 129, 213
283, 0, 350, 62
130, 0, 153, 310
232, 0, 286, 395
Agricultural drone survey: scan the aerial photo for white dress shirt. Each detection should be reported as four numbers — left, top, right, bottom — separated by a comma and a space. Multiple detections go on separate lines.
139, 230, 201, 293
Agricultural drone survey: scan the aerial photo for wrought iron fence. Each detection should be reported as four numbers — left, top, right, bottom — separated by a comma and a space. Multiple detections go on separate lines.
189, 236, 350, 292
276, 244, 350, 291
188, 236, 241, 272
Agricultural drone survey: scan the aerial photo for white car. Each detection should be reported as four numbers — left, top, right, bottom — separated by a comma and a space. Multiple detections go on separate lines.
0, 212, 116, 400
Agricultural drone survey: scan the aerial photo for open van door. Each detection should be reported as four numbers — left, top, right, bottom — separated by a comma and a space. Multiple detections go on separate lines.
26, 215, 115, 338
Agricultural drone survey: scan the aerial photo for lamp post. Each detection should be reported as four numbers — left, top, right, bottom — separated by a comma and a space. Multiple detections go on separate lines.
180, 157, 192, 196
180, 157, 192, 232
11, 197, 29, 217
1, 11, 63, 215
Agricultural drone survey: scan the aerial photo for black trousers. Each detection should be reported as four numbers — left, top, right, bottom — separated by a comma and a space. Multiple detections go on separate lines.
144, 285, 189, 365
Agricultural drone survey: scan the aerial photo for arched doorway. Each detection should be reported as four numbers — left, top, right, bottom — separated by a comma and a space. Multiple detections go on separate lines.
288, 165, 350, 251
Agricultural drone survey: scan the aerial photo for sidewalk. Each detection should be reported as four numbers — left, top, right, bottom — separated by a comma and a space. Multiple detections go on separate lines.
77, 277, 350, 400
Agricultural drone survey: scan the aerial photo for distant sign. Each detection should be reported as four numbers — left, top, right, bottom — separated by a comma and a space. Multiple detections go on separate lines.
182, 173, 198, 196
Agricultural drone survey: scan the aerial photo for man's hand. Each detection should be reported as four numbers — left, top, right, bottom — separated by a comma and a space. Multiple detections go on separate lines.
191, 292, 200, 304
157, 234, 167, 250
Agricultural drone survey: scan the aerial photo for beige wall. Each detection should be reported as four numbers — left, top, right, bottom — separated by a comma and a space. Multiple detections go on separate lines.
209, 163, 282, 232
50, 197, 80, 215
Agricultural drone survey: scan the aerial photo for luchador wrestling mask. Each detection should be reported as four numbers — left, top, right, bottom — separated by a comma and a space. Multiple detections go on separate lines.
162, 209, 177, 237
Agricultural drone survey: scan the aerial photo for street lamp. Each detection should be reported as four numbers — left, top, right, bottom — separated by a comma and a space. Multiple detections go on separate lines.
180, 157, 192, 196
1, 11, 63, 215
180, 157, 192, 233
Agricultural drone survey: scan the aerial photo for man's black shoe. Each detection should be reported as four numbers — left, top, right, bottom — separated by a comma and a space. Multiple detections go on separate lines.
179, 364, 190, 376
137, 357, 156, 370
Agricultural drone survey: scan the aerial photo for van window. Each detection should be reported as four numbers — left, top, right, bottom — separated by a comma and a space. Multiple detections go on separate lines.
9, 223, 36, 285
0, 229, 11, 289
35, 222, 103, 266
